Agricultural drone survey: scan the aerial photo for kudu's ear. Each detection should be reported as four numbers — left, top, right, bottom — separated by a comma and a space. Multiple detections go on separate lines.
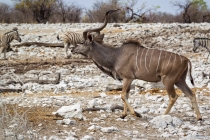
93, 34, 104, 44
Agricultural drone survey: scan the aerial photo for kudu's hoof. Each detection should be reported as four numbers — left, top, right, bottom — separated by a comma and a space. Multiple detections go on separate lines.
120, 114, 127, 119
197, 117, 202, 121
134, 111, 142, 118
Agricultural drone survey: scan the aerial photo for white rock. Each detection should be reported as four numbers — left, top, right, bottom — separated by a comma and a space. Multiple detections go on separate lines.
207, 83, 210, 89
56, 119, 76, 125
172, 117, 182, 127
160, 103, 168, 108
53, 103, 83, 119
149, 115, 173, 129
25, 90, 33, 94
88, 125, 101, 131
161, 132, 171, 138
101, 126, 118, 133
81, 135, 95, 140
88, 99, 98, 108
135, 106, 150, 114
65, 136, 77, 140
100, 92, 107, 98
48, 136, 60, 140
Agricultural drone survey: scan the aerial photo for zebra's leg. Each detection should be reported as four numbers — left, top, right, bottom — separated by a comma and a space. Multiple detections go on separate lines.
0, 46, 4, 59
64, 43, 70, 58
3, 47, 7, 59
206, 52, 210, 63
68, 44, 76, 58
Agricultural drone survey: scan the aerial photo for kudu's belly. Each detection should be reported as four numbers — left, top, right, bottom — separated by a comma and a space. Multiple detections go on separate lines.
135, 72, 162, 82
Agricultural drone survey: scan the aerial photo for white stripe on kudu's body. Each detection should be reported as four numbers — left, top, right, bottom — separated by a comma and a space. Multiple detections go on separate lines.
145, 49, 149, 73
136, 47, 140, 70
149, 49, 154, 68
156, 50, 162, 73
140, 48, 145, 69
165, 52, 172, 72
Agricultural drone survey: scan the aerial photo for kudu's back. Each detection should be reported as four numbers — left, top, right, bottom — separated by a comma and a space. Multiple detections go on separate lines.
114, 40, 191, 83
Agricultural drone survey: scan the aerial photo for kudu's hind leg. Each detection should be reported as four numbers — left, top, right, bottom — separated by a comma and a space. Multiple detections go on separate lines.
175, 79, 202, 120
120, 78, 141, 119
163, 83, 178, 115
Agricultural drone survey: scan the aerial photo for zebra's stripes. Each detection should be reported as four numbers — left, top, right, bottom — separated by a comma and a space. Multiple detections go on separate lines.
193, 38, 210, 52
57, 31, 84, 58
0, 27, 21, 59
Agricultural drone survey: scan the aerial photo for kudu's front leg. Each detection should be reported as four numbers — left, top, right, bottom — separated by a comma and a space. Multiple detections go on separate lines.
120, 78, 141, 119
163, 83, 178, 115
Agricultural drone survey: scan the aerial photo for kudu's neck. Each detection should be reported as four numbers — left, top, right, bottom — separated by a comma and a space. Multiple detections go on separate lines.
90, 41, 117, 69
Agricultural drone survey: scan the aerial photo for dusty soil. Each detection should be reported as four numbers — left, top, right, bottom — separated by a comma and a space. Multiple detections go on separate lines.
0, 59, 209, 140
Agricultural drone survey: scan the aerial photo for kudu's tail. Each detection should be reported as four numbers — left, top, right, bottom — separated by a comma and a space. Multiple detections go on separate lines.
188, 60, 194, 86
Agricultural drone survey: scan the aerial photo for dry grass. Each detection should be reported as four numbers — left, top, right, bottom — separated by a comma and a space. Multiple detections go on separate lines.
1, 87, 209, 139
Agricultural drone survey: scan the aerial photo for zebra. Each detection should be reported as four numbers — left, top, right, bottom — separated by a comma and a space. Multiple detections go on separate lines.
57, 9, 119, 59
0, 27, 22, 59
193, 38, 210, 63
57, 32, 83, 58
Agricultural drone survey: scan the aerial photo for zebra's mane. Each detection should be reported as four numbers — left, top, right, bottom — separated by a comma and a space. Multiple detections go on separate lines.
4, 30, 16, 35
194, 38, 210, 41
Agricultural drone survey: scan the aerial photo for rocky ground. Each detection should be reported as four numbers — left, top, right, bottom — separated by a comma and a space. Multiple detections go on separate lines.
0, 23, 210, 140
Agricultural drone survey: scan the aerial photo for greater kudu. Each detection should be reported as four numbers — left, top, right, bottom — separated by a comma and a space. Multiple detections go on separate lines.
72, 27, 202, 121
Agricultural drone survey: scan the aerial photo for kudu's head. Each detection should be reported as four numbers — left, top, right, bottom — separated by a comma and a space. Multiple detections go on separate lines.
72, 34, 105, 57
72, 9, 120, 56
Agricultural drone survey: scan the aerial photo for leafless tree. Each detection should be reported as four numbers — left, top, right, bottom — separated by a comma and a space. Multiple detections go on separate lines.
173, 0, 194, 23
14, 0, 57, 23
121, 0, 159, 23
172, 0, 209, 23
55, 0, 82, 23
85, 0, 123, 23
202, 11, 210, 22
149, 12, 180, 23
66, 5, 83, 23
0, 3, 11, 23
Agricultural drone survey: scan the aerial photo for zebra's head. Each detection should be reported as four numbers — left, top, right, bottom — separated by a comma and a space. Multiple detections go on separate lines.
12, 27, 21, 42
193, 38, 200, 52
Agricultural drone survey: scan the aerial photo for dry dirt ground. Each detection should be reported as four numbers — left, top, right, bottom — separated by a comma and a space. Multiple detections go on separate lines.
1, 58, 210, 140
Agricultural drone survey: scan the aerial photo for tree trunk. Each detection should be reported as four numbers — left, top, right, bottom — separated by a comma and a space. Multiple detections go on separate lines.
13, 42, 64, 48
